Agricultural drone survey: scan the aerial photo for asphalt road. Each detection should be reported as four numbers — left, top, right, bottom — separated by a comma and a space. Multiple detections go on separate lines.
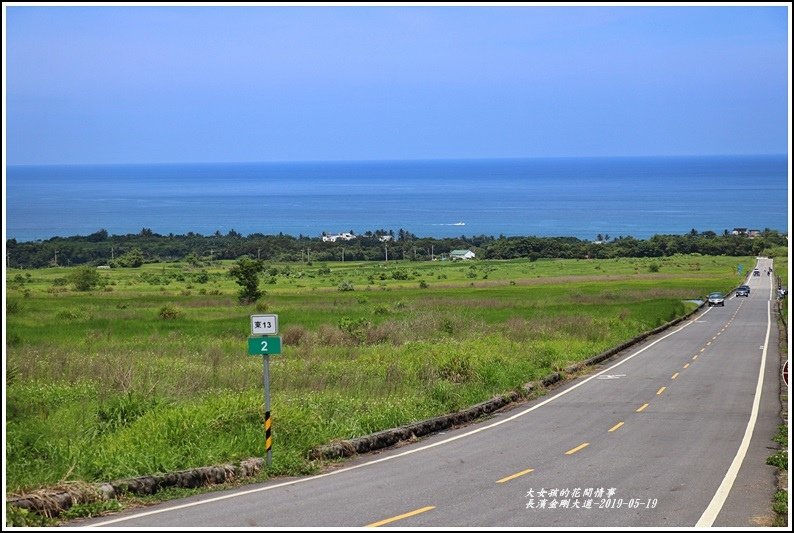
81, 258, 783, 528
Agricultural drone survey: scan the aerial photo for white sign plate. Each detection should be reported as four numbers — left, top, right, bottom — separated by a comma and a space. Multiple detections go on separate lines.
251, 314, 278, 335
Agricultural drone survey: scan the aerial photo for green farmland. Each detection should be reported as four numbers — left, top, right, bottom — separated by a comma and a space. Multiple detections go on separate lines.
5, 255, 756, 494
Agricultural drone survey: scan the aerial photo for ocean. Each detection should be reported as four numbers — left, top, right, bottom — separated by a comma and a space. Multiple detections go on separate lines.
5, 155, 789, 242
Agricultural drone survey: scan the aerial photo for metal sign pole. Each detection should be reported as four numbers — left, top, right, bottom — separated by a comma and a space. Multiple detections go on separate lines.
264, 354, 272, 467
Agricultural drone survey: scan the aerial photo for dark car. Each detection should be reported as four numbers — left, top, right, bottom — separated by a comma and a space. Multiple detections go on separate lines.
735, 285, 750, 297
707, 292, 725, 307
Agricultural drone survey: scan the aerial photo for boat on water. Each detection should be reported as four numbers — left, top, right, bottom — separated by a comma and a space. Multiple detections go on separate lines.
452, 222, 465, 226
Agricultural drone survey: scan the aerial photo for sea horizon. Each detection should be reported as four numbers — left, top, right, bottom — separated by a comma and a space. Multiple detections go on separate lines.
5, 154, 789, 243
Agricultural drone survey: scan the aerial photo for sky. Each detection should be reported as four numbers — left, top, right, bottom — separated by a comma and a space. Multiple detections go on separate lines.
3, 3, 790, 165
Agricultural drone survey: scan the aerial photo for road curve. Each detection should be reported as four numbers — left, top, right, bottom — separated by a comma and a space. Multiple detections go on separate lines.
79, 258, 782, 528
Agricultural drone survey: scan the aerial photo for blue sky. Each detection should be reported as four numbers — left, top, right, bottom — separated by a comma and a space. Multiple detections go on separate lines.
4, 4, 790, 164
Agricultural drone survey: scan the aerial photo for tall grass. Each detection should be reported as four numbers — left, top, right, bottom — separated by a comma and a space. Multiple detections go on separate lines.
5, 255, 749, 493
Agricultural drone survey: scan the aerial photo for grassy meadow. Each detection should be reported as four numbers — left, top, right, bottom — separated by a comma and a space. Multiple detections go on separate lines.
5, 254, 755, 494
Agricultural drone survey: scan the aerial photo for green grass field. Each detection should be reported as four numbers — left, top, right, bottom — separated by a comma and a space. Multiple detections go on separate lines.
5, 254, 757, 493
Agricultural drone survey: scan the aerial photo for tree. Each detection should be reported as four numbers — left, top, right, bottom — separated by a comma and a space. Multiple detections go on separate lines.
70, 266, 100, 291
116, 248, 144, 267
87, 229, 109, 242
229, 257, 265, 303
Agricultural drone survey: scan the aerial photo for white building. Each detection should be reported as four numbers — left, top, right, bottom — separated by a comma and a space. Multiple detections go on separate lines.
322, 232, 357, 242
450, 249, 475, 260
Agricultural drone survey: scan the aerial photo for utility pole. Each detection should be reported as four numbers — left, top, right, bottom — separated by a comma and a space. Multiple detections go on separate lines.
342, 247, 345, 262
385, 243, 388, 263
111, 246, 115, 260
257, 248, 261, 260
54, 249, 58, 267
431, 244, 434, 261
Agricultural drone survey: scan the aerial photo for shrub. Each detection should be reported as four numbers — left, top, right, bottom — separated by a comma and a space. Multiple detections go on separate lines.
419, 280, 429, 289
648, 263, 661, 273
158, 305, 183, 320
56, 309, 89, 321
70, 267, 101, 291
338, 316, 370, 343
337, 280, 354, 292
365, 321, 400, 345
282, 325, 308, 346
6, 300, 22, 315
440, 318, 455, 335
317, 324, 348, 346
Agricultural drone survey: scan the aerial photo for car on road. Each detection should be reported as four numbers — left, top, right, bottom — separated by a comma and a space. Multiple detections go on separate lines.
753, 268, 760, 276
707, 292, 725, 306
735, 285, 750, 297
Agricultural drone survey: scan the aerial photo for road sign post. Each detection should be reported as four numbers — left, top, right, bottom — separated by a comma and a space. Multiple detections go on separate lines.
249, 315, 280, 467
263, 353, 272, 467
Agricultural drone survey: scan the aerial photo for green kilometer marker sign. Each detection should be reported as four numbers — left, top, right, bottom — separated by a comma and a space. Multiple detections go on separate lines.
248, 336, 282, 356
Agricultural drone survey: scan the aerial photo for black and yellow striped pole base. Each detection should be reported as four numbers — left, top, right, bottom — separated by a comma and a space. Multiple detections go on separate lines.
265, 410, 272, 466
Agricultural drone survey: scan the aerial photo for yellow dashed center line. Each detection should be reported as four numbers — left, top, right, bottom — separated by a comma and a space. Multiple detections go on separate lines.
656, 386, 666, 395
565, 442, 590, 455
608, 421, 625, 433
671, 372, 679, 380
683, 363, 690, 369
366, 506, 436, 527
636, 403, 649, 412
706, 342, 712, 346
496, 468, 534, 484
700, 348, 706, 352
692, 354, 698, 360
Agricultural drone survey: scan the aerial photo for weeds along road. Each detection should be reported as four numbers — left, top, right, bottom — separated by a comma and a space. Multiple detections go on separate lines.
80, 258, 782, 528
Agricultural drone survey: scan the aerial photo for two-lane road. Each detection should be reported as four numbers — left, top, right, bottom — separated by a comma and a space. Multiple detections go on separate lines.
81, 258, 782, 527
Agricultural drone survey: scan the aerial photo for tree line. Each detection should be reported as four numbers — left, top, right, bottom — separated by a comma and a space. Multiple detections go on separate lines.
5, 227, 788, 269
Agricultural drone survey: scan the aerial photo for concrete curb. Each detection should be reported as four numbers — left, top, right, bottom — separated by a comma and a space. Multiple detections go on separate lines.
7, 301, 707, 519
7, 458, 265, 518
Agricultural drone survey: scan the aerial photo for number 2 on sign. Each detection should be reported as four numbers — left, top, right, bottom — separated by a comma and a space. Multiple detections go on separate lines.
260, 340, 268, 352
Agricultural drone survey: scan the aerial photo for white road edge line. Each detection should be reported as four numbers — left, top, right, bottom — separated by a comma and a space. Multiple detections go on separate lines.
695, 263, 772, 526
88, 308, 711, 526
